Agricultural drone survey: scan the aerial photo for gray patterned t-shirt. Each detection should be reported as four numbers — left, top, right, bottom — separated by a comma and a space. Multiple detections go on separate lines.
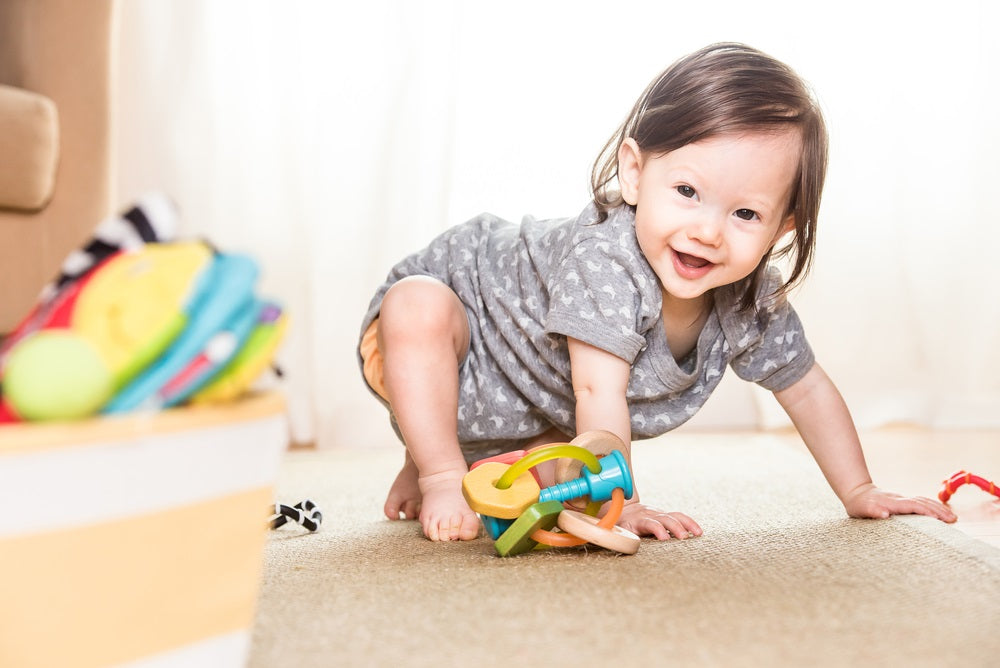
359, 202, 814, 457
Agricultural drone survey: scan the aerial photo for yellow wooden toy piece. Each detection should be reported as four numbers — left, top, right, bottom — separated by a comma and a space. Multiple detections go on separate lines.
461, 462, 540, 519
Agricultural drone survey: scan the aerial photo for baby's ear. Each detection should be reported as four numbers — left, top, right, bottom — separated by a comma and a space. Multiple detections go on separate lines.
617, 139, 642, 206
768, 213, 796, 248
776, 213, 797, 240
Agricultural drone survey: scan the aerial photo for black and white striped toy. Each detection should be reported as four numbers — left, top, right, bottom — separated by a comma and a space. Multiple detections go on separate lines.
0, 192, 179, 366
269, 499, 323, 533
38, 191, 179, 303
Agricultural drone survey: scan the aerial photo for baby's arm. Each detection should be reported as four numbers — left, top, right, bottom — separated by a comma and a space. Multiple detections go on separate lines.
774, 362, 956, 523
567, 337, 703, 539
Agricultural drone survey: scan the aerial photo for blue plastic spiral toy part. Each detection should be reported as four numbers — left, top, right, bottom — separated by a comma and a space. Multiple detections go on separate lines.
537, 449, 633, 504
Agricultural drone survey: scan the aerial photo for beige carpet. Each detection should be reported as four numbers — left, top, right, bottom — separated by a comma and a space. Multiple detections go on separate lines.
249, 434, 1000, 667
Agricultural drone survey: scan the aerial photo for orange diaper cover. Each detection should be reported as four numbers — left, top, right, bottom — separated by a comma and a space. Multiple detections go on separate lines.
359, 319, 388, 401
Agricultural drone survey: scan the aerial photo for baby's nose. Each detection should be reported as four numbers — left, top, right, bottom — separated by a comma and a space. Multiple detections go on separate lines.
687, 213, 724, 245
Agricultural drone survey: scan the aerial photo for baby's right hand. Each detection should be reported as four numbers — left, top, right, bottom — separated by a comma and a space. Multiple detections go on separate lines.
616, 502, 702, 540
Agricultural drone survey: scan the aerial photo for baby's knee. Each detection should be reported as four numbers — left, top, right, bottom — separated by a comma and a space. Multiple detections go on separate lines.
379, 277, 466, 341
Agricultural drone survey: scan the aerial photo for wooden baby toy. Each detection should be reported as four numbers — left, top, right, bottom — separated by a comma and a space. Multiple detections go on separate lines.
461, 462, 540, 519
463, 438, 641, 556
539, 449, 633, 505
557, 508, 641, 555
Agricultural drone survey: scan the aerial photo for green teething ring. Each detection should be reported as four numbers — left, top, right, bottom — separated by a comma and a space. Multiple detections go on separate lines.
495, 444, 601, 490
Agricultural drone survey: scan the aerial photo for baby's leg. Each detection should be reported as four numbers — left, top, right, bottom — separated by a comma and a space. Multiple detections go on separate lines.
377, 276, 480, 541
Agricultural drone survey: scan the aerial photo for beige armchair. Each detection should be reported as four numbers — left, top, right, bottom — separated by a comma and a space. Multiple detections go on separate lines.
0, 0, 116, 333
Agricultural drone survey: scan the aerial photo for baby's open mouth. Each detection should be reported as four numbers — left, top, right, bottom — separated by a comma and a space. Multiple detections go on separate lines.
676, 251, 712, 269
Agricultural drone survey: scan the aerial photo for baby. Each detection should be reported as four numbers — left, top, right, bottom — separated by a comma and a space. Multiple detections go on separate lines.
358, 43, 956, 541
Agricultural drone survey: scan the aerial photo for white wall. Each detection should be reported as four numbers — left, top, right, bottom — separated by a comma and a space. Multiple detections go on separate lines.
114, 0, 1000, 446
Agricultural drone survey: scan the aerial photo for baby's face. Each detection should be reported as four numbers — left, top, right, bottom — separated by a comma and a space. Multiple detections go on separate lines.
620, 130, 800, 307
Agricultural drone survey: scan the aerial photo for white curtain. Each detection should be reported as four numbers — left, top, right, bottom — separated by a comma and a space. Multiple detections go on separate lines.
113, 0, 1000, 447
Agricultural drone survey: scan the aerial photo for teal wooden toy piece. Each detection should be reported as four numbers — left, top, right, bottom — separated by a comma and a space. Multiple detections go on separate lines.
538, 449, 634, 504
494, 500, 564, 557
480, 514, 513, 540
462, 462, 540, 519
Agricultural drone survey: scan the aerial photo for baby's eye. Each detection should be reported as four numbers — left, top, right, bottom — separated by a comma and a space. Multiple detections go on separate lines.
735, 208, 758, 221
676, 185, 696, 198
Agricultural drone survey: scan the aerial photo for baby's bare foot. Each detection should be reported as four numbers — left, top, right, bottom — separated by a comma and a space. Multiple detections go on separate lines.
384, 452, 421, 521
418, 469, 481, 541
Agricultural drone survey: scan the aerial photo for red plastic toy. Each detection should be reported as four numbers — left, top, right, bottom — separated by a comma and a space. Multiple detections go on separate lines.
938, 471, 1000, 503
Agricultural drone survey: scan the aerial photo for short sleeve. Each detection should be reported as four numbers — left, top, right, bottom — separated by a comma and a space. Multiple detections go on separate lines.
729, 286, 815, 392
543, 235, 651, 362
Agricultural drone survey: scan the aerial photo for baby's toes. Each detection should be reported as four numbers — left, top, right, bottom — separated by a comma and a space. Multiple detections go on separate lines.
421, 511, 449, 541
442, 513, 467, 541
421, 516, 441, 541
457, 511, 481, 541
400, 498, 420, 520
384, 498, 404, 521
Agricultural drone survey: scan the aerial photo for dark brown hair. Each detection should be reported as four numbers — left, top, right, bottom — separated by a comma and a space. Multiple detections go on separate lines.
591, 43, 828, 310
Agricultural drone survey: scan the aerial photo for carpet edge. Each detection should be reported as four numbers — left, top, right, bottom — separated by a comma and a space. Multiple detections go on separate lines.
897, 514, 1000, 571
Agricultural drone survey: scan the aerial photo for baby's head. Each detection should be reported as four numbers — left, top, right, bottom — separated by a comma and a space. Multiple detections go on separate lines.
592, 43, 828, 308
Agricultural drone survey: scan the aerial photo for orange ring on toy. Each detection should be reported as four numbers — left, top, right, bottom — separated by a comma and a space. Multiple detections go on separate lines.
531, 486, 626, 547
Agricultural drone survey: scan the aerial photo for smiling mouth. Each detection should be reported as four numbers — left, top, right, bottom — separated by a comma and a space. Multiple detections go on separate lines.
676, 251, 712, 269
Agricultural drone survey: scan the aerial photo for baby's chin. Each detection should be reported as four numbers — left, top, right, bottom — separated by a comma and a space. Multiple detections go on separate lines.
657, 281, 714, 307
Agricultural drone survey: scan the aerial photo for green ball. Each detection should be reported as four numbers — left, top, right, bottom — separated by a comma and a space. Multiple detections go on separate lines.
4, 330, 113, 421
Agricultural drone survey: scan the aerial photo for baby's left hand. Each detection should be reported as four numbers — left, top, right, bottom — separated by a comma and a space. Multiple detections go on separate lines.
843, 483, 957, 523
616, 502, 703, 540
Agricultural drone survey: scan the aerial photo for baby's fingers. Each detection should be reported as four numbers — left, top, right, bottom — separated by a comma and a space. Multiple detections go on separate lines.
626, 511, 702, 541
887, 495, 957, 523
